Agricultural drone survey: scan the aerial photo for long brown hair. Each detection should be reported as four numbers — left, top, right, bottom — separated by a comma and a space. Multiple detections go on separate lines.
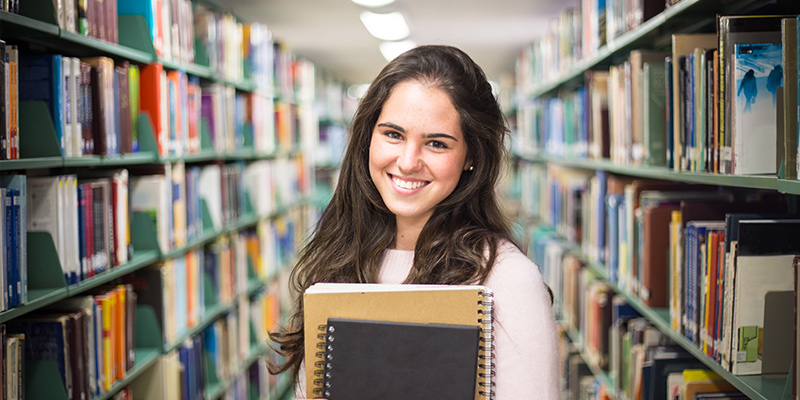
268, 45, 516, 382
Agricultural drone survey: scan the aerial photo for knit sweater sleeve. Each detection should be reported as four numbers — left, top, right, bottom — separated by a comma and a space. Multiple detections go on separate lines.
485, 242, 559, 399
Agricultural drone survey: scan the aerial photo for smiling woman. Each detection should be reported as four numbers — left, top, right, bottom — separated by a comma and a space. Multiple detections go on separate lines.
269, 45, 559, 399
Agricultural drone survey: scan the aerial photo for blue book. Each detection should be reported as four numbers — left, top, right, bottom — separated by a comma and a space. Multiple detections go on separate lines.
606, 193, 622, 284
595, 170, 607, 264
19, 54, 64, 155
6, 315, 72, 394
116, 0, 157, 45
4, 189, 15, 307
0, 174, 25, 306
9, 188, 20, 307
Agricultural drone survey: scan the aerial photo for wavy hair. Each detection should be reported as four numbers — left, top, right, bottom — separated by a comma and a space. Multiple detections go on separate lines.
269, 45, 516, 382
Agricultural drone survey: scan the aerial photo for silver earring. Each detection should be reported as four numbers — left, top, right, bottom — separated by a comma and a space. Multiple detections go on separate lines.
468, 165, 474, 171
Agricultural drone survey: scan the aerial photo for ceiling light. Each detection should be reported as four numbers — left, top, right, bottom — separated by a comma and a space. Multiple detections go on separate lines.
351, 0, 395, 7
379, 40, 417, 62
359, 11, 410, 41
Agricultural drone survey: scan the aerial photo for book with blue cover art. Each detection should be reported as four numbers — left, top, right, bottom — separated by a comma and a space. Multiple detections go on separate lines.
732, 42, 783, 175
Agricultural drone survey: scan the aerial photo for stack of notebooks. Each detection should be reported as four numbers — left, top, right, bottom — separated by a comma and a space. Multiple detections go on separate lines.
303, 283, 496, 400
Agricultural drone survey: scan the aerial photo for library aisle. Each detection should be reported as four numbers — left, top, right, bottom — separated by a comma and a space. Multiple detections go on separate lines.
1, 0, 800, 399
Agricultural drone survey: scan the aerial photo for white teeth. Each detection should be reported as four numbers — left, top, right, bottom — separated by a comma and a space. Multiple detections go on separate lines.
393, 177, 426, 189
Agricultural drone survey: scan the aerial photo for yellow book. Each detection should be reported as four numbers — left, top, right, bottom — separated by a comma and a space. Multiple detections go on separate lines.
669, 210, 683, 331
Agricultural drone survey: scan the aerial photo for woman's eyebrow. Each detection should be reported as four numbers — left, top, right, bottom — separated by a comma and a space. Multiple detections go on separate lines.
424, 133, 458, 142
377, 122, 405, 132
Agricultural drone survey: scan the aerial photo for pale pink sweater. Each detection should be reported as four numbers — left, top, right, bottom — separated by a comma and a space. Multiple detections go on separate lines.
296, 242, 559, 399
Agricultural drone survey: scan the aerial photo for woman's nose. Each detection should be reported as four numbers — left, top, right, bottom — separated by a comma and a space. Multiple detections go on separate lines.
396, 143, 422, 173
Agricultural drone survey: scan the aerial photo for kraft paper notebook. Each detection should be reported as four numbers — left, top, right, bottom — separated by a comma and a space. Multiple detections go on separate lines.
320, 318, 481, 400
303, 283, 495, 399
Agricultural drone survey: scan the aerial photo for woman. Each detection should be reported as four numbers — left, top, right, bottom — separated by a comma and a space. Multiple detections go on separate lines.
270, 45, 558, 399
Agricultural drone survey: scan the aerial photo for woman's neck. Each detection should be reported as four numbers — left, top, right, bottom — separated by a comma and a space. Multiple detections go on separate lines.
394, 216, 428, 250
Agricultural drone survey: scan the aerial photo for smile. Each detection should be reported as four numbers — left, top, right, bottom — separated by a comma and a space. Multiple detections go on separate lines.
391, 175, 429, 190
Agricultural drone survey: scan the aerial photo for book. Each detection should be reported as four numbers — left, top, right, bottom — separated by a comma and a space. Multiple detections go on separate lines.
303, 283, 495, 399
781, 18, 797, 179
718, 15, 786, 174
643, 61, 668, 166
732, 42, 783, 174
671, 34, 717, 172
19, 54, 64, 156
729, 219, 800, 375
319, 318, 481, 400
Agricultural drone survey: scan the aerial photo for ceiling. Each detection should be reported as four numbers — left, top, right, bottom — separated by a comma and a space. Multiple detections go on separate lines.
223, 0, 578, 86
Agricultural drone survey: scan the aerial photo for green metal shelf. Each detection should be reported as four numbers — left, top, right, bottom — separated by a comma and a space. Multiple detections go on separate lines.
520, 154, 782, 191
0, 157, 64, 170
58, 31, 153, 63
159, 57, 214, 79
62, 152, 158, 167
94, 347, 161, 400
524, 0, 771, 99
68, 250, 160, 295
540, 224, 791, 400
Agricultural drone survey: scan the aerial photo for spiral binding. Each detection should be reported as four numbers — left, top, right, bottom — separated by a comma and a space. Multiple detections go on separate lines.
311, 324, 327, 396
477, 288, 496, 400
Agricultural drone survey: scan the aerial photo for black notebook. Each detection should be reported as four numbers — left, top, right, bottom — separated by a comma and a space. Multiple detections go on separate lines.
318, 317, 481, 400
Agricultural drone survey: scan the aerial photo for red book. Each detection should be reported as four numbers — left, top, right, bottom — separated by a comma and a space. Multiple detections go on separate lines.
139, 63, 167, 156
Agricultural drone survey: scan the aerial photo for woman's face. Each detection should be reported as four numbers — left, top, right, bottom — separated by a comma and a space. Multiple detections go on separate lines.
369, 80, 469, 229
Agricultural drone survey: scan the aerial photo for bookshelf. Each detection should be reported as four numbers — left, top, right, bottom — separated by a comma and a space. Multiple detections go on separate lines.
510, 0, 800, 399
0, 0, 320, 398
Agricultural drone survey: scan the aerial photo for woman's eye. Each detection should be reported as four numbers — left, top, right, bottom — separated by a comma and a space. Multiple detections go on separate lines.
385, 131, 403, 140
428, 140, 449, 149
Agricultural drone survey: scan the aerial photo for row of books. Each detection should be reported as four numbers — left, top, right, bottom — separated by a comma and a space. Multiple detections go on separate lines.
541, 233, 752, 399
122, 212, 302, 346
0, 157, 309, 312
117, 0, 193, 63
130, 158, 308, 254
6, 52, 141, 159
54, 0, 119, 43
528, 161, 799, 378
1, 284, 136, 399
515, 15, 800, 178
515, 0, 667, 94
123, 266, 293, 399
3, 48, 319, 160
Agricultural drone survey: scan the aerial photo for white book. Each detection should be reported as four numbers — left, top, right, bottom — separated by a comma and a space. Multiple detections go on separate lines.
28, 176, 68, 279
51, 0, 65, 29
66, 175, 80, 282
131, 174, 170, 253
64, 0, 75, 32
730, 252, 796, 375
198, 164, 222, 230
70, 57, 81, 156
113, 170, 129, 264
243, 160, 273, 217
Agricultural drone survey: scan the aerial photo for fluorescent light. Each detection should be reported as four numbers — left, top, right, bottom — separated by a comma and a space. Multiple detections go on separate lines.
379, 40, 417, 61
359, 11, 409, 41
351, 0, 395, 7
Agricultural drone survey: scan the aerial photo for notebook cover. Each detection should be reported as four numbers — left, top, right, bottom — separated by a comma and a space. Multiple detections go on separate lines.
320, 318, 480, 400
303, 283, 493, 398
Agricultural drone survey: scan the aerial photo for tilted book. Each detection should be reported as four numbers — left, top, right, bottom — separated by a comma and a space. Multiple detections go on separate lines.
303, 283, 495, 399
